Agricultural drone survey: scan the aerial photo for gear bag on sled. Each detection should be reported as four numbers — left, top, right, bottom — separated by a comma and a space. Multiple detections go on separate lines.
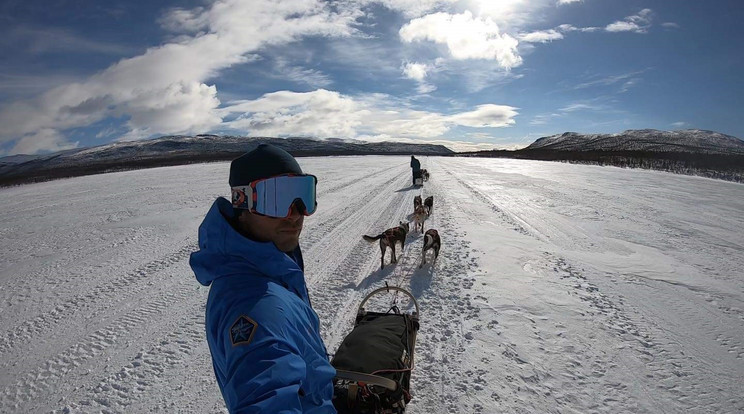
413, 170, 423, 187
331, 286, 420, 414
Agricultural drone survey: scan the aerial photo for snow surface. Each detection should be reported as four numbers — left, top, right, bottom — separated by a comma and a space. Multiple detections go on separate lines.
1, 156, 743, 413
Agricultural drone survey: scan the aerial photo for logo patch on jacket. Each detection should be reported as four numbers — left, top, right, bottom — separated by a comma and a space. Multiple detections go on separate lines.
230, 315, 258, 346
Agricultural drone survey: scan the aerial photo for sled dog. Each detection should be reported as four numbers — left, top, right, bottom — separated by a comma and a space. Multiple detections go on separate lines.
420, 229, 441, 268
423, 196, 433, 216
421, 169, 430, 181
412, 206, 427, 233
413, 195, 422, 211
363, 221, 410, 269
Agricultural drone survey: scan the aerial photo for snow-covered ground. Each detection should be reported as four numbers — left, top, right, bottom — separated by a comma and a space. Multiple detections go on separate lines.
1, 156, 743, 413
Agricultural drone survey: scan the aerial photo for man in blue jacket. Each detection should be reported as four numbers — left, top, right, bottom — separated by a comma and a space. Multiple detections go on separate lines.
190, 144, 336, 413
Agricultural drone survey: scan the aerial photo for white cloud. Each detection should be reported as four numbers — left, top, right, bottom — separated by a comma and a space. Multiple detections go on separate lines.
530, 113, 559, 125
559, 103, 596, 112
448, 104, 518, 127
274, 58, 333, 88
402, 62, 429, 81
416, 83, 437, 94
158, 7, 210, 33
557, 24, 599, 33
519, 29, 563, 43
671, 121, 688, 128
221, 89, 365, 138
363, 0, 458, 18
220, 89, 518, 140
0, 0, 361, 153
557, 0, 582, 4
459, 0, 548, 29
605, 9, 653, 33
9, 128, 78, 155
399, 11, 522, 68
401, 62, 437, 93
662, 22, 680, 30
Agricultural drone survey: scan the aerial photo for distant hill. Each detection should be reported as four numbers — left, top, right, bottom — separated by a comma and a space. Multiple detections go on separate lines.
526, 129, 744, 154
462, 129, 744, 182
0, 135, 453, 187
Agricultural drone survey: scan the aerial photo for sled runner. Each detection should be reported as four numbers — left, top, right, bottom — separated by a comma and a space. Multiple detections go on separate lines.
331, 286, 420, 414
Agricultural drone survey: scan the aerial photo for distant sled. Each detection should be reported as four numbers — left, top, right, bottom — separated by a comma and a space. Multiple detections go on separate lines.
332, 286, 420, 413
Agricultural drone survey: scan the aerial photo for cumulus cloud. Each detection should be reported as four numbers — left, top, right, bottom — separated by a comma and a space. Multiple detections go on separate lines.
400, 11, 522, 68
519, 29, 563, 43
221, 89, 365, 138
605, 9, 653, 33
219, 89, 518, 140
10, 128, 78, 155
402, 62, 429, 81
0, 0, 361, 153
401, 62, 437, 93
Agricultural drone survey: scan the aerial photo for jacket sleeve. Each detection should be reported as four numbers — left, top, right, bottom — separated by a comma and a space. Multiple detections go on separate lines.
220, 322, 307, 413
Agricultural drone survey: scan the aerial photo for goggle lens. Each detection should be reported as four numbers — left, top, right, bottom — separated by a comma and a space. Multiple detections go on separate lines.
232, 174, 317, 218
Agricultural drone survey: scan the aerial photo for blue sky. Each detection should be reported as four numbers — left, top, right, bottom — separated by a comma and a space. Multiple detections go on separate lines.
1, 0, 742, 154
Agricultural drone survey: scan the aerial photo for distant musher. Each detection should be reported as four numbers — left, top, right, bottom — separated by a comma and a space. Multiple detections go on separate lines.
410, 155, 421, 186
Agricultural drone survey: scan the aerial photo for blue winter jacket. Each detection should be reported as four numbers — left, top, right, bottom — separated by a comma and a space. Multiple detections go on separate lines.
190, 197, 337, 413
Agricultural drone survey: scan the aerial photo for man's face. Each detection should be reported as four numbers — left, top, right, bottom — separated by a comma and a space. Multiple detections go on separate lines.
237, 203, 304, 252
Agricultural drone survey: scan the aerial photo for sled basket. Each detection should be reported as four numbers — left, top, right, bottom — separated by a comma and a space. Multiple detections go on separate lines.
332, 286, 420, 414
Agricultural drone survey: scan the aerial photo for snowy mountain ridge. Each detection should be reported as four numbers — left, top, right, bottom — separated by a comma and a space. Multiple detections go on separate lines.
526, 129, 744, 154
0, 135, 452, 186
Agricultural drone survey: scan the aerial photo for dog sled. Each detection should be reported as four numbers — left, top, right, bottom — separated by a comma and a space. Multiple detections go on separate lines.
413, 170, 424, 187
332, 286, 420, 414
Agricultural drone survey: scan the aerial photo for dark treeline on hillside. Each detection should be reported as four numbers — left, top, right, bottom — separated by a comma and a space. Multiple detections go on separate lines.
0, 148, 443, 187
457, 149, 744, 183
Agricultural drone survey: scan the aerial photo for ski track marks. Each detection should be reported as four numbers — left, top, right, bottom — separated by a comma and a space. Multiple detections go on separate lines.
403, 158, 483, 414
308, 165, 415, 350
2, 157, 741, 414
441, 158, 743, 413
0, 243, 196, 362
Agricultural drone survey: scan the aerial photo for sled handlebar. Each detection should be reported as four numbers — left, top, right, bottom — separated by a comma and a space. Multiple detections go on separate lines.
358, 286, 420, 316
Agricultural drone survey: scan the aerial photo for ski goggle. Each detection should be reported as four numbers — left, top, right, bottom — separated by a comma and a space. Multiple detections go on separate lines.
231, 174, 317, 218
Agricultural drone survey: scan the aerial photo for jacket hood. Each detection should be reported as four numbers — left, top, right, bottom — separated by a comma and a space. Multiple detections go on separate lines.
190, 197, 308, 301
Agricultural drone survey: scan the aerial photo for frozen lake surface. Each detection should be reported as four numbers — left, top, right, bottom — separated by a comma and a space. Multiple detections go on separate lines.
1, 156, 742, 413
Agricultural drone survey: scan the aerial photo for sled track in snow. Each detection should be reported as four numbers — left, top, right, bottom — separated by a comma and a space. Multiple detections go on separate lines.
47, 299, 215, 414
609, 274, 744, 412
402, 159, 485, 413
0, 262, 200, 413
438, 163, 541, 242
301, 164, 408, 256
316, 164, 395, 199
308, 169, 414, 350
0, 243, 196, 361
0, 224, 158, 311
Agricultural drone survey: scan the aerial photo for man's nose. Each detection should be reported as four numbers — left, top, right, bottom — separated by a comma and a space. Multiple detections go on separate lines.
286, 201, 303, 219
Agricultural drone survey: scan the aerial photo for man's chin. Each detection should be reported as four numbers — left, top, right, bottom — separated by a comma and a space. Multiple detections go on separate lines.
275, 238, 300, 253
